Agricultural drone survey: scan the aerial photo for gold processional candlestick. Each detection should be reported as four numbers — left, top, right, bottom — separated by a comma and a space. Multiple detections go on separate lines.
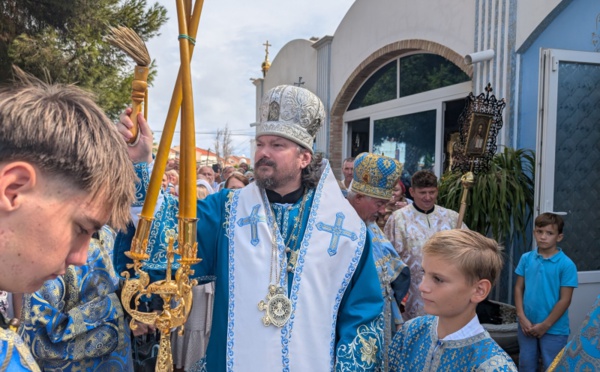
121, 224, 200, 372
453, 83, 506, 228
120, 0, 205, 371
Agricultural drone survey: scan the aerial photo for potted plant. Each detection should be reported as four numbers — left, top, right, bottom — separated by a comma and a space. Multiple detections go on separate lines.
438, 147, 535, 247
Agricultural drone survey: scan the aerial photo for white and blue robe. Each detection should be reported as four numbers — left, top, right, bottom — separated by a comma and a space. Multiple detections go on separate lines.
389, 315, 517, 371
367, 222, 410, 370
548, 295, 600, 371
118, 160, 384, 372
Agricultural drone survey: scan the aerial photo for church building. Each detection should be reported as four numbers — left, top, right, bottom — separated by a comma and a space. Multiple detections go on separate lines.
252, 0, 600, 330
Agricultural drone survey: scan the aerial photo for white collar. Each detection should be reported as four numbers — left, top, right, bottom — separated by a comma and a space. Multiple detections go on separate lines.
439, 314, 485, 341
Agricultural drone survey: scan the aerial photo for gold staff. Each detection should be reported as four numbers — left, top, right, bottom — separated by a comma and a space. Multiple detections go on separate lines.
118, 0, 206, 371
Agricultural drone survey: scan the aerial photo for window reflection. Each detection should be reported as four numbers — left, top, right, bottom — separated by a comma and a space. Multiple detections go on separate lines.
373, 110, 436, 181
348, 54, 470, 111
400, 54, 469, 97
348, 60, 397, 110
553, 61, 600, 270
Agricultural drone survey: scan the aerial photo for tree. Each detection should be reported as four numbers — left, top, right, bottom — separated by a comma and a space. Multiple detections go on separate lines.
214, 124, 233, 163
0, 0, 168, 120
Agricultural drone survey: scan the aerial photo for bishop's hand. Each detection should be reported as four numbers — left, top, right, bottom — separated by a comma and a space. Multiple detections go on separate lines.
118, 107, 154, 164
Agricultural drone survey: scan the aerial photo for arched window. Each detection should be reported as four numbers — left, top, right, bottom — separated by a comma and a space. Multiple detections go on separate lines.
348, 60, 397, 110
348, 53, 469, 110
344, 52, 471, 177
399, 54, 469, 97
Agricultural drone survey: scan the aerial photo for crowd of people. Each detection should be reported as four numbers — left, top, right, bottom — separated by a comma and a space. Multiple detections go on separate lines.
0, 74, 596, 372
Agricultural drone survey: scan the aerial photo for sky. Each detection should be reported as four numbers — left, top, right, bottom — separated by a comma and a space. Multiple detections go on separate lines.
144, 0, 355, 158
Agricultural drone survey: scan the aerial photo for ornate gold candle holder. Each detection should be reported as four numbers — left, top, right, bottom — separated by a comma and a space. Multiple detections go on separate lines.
121, 216, 201, 372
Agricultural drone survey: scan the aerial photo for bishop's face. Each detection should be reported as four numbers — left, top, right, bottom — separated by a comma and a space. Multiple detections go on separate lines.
254, 135, 311, 195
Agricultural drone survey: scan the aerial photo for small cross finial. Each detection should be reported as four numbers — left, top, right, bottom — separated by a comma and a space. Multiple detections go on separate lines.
294, 77, 304, 87
484, 83, 493, 98
263, 40, 272, 57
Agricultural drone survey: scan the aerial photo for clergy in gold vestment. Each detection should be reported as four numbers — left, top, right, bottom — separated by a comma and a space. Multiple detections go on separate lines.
384, 170, 467, 321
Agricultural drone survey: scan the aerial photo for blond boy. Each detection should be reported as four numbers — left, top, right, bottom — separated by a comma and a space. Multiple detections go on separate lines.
389, 229, 517, 371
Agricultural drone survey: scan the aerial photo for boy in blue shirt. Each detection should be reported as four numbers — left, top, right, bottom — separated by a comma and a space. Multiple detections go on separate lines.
515, 212, 578, 371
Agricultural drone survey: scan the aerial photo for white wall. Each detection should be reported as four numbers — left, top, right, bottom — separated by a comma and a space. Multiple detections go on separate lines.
262, 39, 318, 94
516, 0, 564, 49
569, 271, 600, 339
330, 0, 476, 102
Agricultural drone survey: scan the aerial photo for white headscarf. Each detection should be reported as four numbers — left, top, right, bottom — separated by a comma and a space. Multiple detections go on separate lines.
196, 179, 215, 194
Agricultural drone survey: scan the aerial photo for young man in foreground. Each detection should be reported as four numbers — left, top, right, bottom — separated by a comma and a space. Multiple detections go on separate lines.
0, 68, 135, 371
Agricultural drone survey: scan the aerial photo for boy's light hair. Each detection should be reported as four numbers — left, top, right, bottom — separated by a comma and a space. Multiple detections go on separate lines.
535, 212, 564, 234
423, 229, 504, 286
0, 67, 136, 230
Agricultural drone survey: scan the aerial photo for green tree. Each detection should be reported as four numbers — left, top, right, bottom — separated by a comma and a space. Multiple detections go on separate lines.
0, 0, 167, 119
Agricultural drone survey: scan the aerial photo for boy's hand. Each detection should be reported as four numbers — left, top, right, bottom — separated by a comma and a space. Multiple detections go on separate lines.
529, 322, 550, 338
519, 316, 533, 336
117, 107, 154, 164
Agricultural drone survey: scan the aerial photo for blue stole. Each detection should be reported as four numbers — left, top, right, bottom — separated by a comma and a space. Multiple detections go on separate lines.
367, 222, 408, 369
549, 295, 600, 371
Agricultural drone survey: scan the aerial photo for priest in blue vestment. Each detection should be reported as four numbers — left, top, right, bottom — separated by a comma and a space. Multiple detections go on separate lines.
346, 152, 410, 370
116, 84, 384, 371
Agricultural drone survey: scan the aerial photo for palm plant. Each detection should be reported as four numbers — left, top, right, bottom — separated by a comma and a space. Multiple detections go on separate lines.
438, 147, 535, 253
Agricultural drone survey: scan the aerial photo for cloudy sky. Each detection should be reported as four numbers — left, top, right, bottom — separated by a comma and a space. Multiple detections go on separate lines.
144, 0, 355, 158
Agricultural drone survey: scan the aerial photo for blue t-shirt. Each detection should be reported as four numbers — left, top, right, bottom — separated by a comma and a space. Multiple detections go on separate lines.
515, 248, 578, 335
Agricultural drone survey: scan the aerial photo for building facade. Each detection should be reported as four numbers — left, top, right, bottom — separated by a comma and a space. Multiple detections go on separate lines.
253, 0, 600, 329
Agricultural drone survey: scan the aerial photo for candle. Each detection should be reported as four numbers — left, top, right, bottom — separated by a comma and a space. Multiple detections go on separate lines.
176, 0, 196, 219
139, 0, 204, 219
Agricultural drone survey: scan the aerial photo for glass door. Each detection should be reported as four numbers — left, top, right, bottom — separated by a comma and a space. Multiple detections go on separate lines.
372, 110, 437, 178
537, 49, 600, 269
536, 48, 600, 330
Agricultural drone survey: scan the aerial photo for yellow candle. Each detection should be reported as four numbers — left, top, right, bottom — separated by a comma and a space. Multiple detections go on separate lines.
176, 0, 196, 219
139, 0, 204, 219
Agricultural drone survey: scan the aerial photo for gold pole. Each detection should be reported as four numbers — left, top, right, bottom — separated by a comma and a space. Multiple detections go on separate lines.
129, 65, 149, 144
175, 0, 197, 219
456, 171, 474, 228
